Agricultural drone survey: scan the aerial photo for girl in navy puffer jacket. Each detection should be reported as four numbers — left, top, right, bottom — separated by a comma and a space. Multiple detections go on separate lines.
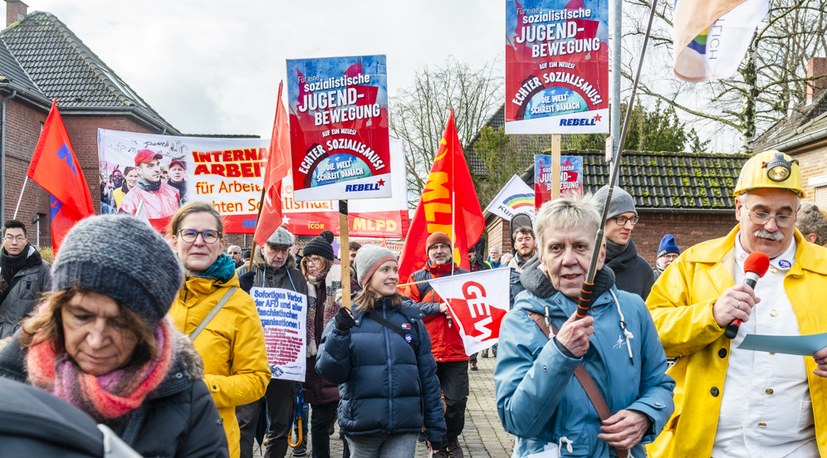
316, 246, 446, 458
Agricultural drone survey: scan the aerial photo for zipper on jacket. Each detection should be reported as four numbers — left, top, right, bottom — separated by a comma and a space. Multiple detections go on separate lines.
383, 307, 394, 431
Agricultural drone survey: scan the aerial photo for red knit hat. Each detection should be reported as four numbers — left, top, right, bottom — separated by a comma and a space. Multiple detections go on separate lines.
425, 232, 452, 253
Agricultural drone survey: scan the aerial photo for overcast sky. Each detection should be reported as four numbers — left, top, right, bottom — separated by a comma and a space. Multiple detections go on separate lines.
30, 0, 504, 137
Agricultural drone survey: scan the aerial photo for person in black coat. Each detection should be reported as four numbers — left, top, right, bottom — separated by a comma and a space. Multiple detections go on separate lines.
316, 246, 446, 458
593, 186, 655, 299
0, 215, 227, 457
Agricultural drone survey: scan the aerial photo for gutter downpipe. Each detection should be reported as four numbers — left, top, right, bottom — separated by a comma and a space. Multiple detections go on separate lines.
1, 89, 18, 227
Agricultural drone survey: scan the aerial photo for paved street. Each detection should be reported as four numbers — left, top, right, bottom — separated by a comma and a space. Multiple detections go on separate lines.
255, 354, 514, 457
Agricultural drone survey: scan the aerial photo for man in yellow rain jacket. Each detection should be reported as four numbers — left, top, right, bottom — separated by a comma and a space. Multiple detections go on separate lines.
647, 150, 827, 457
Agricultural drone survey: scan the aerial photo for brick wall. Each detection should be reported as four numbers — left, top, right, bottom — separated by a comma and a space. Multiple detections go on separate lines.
791, 146, 827, 201
2, 99, 164, 248
634, 211, 735, 266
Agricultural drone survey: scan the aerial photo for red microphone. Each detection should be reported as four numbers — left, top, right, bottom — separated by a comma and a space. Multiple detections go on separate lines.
724, 251, 770, 339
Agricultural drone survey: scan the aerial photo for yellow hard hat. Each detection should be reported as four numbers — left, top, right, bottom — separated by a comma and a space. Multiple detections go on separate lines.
733, 150, 804, 197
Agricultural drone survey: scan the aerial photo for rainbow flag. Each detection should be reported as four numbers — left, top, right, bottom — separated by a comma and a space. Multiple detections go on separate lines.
673, 0, 768, 82
485, 175, 536, 221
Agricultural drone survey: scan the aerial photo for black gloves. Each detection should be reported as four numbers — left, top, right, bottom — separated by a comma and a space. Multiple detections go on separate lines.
334, 307, 356, 331
428, 440, 445, 454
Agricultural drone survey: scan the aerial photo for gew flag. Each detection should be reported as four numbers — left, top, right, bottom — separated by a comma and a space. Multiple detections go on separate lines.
673, 0, 769, 82
27, 99, 94, 253
429, 268, 511, 355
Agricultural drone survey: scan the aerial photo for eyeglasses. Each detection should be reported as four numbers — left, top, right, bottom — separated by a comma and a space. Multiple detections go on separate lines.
428, 243, 451, 251
304, 256, 324, 266
178, 229, 221, 244
2, 235, 25, 242
612, 215, 639, 226
745, 205, 794, 228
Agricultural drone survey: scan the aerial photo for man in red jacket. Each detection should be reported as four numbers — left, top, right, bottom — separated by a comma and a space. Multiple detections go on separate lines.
403, 232, 469, 458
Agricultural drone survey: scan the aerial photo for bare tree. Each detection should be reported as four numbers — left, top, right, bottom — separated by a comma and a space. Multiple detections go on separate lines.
390, 58, 503, 207
622, 0, 827, 152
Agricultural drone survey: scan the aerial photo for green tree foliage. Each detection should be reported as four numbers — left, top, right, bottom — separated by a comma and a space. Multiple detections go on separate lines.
468, 126, 547, 212
567, 101, 691, 152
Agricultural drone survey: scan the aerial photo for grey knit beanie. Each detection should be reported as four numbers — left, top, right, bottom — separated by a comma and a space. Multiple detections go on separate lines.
354, 245, 397, 288
593, 185, 637, 220
52, 215, 183, 326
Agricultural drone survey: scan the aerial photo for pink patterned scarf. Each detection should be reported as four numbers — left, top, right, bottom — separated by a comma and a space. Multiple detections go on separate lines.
26, 319, 174, 421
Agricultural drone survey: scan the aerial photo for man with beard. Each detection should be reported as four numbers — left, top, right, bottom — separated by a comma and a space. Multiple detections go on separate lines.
0, 220, 51, 338
236, 227, 308, 458
119, 149, 180, 219
594, 186, 654, 300
507, 227, 537, 273
646, 150, 827, 457
167, 159, 188, 205
403, 232, 469, 458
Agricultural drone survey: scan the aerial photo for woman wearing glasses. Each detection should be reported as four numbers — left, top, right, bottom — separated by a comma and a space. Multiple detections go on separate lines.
168, 202, 271, 458
299, 234, 344, 458
593, 185, 655, 300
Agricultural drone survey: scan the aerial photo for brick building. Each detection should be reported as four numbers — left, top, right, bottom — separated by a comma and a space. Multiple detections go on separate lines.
755, 57, 827, 207
0, 1, 178, 246
483, 150, 750, 268
470, 106, 752, 268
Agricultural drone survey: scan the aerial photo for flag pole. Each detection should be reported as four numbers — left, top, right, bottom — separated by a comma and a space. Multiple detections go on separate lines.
252, 185, 267, 268
576, 0, 659, 320
338, 199, 351, 310
12, 176, 29, 219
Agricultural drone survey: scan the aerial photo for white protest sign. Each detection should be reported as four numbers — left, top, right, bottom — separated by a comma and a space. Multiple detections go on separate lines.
250, 287, 308, 381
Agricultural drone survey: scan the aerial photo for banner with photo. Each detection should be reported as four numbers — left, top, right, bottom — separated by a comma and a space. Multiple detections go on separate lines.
286, 55, 391, 202
97, 128, 268, 232
505, 0, 609, 134
534, 154, 583, 209
97, 129, 408, 237
250, 287, 308, 382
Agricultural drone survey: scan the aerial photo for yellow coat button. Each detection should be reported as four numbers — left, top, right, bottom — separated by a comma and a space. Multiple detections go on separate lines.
765, 388, 774, 395
758, 422, 767, 428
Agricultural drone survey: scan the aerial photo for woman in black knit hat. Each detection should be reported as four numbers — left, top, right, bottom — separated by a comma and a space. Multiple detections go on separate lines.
299, 233, 343, 458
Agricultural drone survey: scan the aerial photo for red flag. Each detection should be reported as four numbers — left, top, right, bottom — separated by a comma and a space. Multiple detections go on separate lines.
398, 109, 485, 280
254, 82, 291, 247
27, 99, 94, 253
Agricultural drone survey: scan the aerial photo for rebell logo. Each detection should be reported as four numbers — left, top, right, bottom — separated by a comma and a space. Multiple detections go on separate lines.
559, 118, 597, 126
345, 179, 385, 193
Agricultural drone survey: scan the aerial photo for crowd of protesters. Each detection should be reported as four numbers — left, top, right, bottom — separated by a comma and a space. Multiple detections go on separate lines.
4, 149, 827, 457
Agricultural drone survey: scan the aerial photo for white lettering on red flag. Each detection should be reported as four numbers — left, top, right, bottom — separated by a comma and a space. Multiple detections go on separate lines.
429, 268, 511, 356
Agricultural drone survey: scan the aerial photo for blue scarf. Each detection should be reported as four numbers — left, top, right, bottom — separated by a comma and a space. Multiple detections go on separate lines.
195, 253, 236, 282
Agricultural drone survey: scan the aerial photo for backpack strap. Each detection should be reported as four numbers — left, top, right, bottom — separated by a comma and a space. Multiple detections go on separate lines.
190, 286, 237, 341
527, 311, 629, 458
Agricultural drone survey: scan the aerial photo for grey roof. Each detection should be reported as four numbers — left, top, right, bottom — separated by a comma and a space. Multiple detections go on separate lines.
754, 90, 827, 152
0, 11, 178, 134
519, 150, 750, 211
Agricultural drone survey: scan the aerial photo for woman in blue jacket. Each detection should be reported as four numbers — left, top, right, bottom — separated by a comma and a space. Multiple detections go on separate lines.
316, 245, 446, 458
495, 197, 674, 457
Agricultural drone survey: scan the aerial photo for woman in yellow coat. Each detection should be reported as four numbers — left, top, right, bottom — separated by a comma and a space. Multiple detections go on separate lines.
168, 202, 271, 458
